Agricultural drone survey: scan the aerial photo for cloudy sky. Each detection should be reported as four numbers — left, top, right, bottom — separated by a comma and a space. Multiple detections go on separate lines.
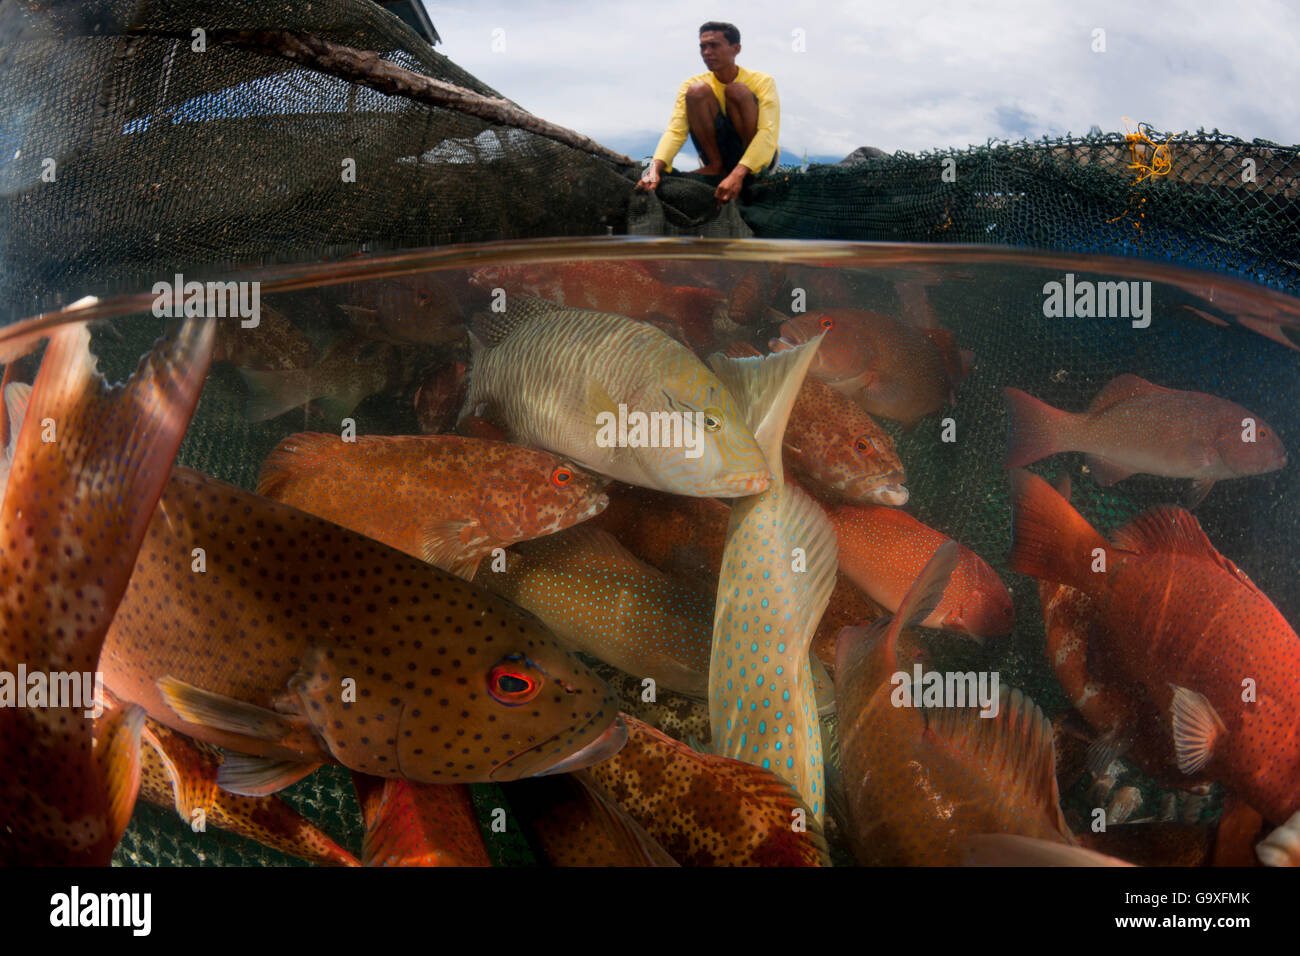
422, 0, 1299, 164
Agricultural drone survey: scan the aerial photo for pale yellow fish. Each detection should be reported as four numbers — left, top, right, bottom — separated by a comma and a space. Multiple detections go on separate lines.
706, 336, 836, 822
460, 295, 771, 497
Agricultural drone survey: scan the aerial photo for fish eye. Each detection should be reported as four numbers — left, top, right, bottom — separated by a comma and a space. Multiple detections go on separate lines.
818, 315, 834, 331
854, 437, 869, 453
488, 662, 541, 705
551, 466, 573, 487
703, 409, 722, 431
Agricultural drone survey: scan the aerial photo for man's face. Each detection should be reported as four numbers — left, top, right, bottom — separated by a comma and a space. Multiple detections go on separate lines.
699, 31, 739, 71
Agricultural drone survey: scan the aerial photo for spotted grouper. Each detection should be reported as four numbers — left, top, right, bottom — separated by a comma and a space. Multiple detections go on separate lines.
98, 466, 624, 792
459, 295, 771, 497
586, 715, 829, 866
706, 337, 838, 823
0, 317, 213, 865
257, 432, 609, 578
104, 695, 359, 867
475, 526, 713, 698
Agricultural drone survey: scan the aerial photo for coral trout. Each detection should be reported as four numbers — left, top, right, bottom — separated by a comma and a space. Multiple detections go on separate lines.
1008, 469, 1300, 824
99, 466, 624, 789
353, 774, 489, 866
257, 432, 608, 578
831, 504, 1013, 639
0, 317, 213, 865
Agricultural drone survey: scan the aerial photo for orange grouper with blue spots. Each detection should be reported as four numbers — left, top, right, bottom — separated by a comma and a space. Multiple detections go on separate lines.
706, 335, 836, 823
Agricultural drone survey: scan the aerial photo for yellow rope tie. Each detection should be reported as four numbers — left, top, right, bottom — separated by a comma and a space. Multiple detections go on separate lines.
1105, 118, 1174, 237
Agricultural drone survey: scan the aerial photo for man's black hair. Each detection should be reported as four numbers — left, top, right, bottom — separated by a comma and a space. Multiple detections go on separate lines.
699, 21, 740, 45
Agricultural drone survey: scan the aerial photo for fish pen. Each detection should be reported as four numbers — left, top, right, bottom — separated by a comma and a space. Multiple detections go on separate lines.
1, 0, 1299, 876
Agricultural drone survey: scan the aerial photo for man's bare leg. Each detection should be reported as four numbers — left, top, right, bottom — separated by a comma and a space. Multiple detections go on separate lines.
685, 83, 724, 174
723, 81, 759, 149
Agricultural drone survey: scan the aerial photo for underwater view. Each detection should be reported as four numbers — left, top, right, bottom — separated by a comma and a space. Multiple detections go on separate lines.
3, 238, 1299, 871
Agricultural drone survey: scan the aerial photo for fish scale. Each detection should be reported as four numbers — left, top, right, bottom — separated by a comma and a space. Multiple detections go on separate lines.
706, 339, 836, 822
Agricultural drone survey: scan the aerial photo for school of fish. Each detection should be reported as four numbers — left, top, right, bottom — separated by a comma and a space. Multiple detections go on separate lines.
2, 252, 1298, 870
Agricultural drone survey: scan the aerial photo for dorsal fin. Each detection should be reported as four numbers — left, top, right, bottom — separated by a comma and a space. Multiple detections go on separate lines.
470, 294, 572, 347
1086, 374, 1167, 414
923, 685, 1071, 841
1111, 506, 1262, 591
707, 335, 823, 478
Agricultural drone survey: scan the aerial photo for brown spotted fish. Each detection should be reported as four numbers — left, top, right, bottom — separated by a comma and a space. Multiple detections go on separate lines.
353, 774, 490, 867
257, 432, 608, 578
586, 715, 829, 866
0, 317, 213, 866
239, 337, 404, 424
98, 466, 624, 791
106, 695, 359, 867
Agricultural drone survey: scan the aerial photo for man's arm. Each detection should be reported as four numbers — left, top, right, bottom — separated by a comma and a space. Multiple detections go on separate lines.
652, 79, 693, 174
737, 73, 780, 174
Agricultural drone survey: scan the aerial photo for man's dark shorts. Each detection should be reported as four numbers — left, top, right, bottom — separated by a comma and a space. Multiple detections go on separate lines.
690, 91, 776, 175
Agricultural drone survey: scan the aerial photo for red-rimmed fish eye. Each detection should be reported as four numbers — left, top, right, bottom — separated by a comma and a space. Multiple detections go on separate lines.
818, 315, 835, 331
854, 435, 878, 455
551, 465, 574, 487
488, 662, 542, 705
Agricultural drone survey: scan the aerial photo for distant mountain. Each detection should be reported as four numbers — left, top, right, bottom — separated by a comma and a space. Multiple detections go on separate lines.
597, 131, 852, 168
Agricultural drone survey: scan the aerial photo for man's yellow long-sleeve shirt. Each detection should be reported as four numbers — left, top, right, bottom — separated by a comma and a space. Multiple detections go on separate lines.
651, 66, 780, 174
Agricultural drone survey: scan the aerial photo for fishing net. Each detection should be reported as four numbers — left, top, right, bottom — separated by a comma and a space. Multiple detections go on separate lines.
2, 0, 1296, 866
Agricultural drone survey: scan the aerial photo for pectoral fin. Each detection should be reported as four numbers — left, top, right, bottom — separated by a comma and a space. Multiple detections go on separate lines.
420, 518, 489, 579
1084, 454, 1136, 486
157, 676, 315, 748
216, 752, 322, 796
1185, 478, 1215, 509
1169, 684, 1227, 775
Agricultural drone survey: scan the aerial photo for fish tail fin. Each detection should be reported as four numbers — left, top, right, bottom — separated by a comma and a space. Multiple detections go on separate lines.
257, 432, 345, 498
708, 334, 824, 475
878, 539, 961, 667
1007, 469, 1109, 594
95, 702, 146, 850
239, 366, 315, 423
1004, 387, 1071, 468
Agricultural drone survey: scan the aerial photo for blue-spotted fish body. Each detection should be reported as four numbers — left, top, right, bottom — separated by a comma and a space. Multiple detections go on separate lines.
460, 295, 771, 497
706, 337, 837, 823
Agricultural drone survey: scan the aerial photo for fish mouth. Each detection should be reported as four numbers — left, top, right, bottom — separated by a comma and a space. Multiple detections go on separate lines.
867, 483, 909, 506
489, 713, 626, 781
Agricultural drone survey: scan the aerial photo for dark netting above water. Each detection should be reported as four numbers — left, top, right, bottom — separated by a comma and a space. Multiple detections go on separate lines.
651, 133, 1300, 297
759, 135, 1300, 294
0, 0, 638, 322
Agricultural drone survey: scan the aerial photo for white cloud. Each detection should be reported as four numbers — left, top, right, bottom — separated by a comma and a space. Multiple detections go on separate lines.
422, 0, 1300, 159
